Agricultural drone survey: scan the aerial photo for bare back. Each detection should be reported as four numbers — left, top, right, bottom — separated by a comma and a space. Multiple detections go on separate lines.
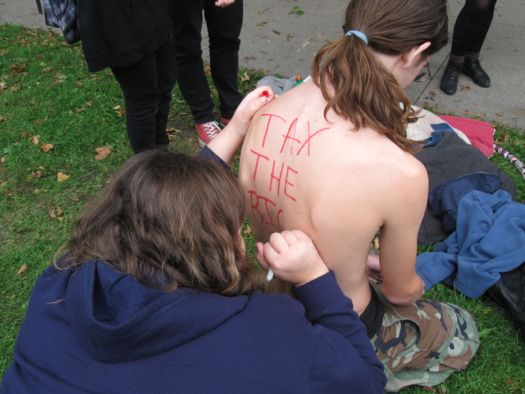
239, 80, 428, 314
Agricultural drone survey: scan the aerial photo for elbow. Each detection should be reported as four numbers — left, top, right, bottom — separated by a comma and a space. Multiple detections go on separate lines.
381, 278, 424, 306
382, 292, 418, 306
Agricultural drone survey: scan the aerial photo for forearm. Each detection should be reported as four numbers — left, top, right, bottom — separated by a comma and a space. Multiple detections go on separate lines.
205, 125, 244, 166
381, 273, 424, 305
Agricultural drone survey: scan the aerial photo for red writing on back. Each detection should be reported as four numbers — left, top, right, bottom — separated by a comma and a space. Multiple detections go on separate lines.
247, 190, 283, 229
250, 149, 298, 203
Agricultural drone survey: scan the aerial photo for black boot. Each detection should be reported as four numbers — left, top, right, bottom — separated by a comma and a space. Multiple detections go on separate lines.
440, 61, 461, 95
462, 58, 491, 88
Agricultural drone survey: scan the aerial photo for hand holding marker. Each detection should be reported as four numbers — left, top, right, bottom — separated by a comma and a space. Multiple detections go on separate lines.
256, 231, 329, 286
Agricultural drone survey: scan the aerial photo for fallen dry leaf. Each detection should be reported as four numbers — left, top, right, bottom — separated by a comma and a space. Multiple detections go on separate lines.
0, 115, 5, 123
49, 207, 64, 219
0, 156, 6, 163
95, 146, 112, 161
166, 127, 182, 134
240, 72, 250, 82
17, 264, 29, 276
32, 170, 43, 178
57, 172, 71, 182
31, 135, 40, 144
11, 64, 26, 74
243, 224, 252, 237
41, 143, 54, 153
54, 73, 67, 83
113, 105, 126, 117
0, 81, 7, 91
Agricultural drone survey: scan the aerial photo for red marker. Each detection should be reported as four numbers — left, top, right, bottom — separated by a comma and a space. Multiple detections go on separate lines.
261, 90, 270, 97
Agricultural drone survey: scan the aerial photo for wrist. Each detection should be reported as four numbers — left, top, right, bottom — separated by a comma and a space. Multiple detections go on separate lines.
296, 265, 330, 287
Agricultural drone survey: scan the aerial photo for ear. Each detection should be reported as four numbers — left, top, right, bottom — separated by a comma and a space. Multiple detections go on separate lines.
402, 41, 432, 68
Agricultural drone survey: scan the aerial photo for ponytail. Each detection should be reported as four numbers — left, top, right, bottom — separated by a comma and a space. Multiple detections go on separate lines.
311, 0, 448, 153
311, 36, 418, 152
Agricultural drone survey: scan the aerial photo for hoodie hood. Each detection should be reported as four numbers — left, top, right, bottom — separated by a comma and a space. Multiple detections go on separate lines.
65, 261, 249, 362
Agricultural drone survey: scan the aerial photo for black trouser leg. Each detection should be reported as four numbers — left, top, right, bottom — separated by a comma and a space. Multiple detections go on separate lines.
204, 0, 243, 119
111, 42, 176, 153
466, 0, 497, 55
154, 43, 177, 146
172, 0, 214, 124
451, 0, 497, 58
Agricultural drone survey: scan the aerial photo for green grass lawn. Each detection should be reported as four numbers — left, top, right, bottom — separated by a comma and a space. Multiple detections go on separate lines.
1, 25, 525, 393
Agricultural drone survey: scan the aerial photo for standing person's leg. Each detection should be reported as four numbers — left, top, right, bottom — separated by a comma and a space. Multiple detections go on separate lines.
466, 0, 497, 56
111, 49, 169, 154
462, 0, 497, 87
172, 0, 215, 125
204, 0, 244, 125
154, 41, 177, 148
441, 0, 496, 94
440, 1, 473, 95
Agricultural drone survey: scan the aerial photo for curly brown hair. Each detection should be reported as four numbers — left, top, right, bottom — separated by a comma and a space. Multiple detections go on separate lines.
311, 0, 448, 152
57, 149, 257, 295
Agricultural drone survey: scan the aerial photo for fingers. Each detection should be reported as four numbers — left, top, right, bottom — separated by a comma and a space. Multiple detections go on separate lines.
246, 86, 275, 101
280, 230, 299, 245
366, 254, 381, 272
231, 86, 275, 128
255, 242, 269, 269
261, 241, 281, 267
268, 232, 289, 253
214, 0, 235, 7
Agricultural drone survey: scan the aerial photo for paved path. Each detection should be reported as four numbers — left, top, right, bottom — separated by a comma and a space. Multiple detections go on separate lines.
1, 0, 524, 130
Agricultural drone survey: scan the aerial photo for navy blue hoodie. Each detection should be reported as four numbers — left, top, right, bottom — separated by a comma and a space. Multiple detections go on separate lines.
2, 261, 385, 393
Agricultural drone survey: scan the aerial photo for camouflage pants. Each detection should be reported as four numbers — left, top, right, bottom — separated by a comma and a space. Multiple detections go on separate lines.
370, 290, 480, 392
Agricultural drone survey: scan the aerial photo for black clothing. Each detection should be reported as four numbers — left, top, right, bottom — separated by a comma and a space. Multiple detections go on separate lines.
360, 286, 385, 339
111, 42, 176, 153
172, 0, 243, 123
77, 0, 173, 72
77, 0, 176, 153
451, 0, 497, 58
415, 131, 516, 244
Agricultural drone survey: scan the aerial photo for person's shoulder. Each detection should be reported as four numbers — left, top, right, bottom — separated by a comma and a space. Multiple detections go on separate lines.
249, 291, 305, 314
392, 148, 428, 181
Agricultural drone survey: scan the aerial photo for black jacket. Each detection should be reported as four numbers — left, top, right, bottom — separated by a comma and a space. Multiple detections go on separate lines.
77, 0, 172, 72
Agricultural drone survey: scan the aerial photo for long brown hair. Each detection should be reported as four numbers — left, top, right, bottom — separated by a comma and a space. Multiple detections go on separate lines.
57, 149, 257, 295
311, 0, 448, 151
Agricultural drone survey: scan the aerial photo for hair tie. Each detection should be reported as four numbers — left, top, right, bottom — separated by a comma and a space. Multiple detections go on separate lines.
344, 30, 368, 45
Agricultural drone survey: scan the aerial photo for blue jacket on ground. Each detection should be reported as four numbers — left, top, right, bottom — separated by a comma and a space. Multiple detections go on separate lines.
1, 262, 385, 393
417, 190, 525, 298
